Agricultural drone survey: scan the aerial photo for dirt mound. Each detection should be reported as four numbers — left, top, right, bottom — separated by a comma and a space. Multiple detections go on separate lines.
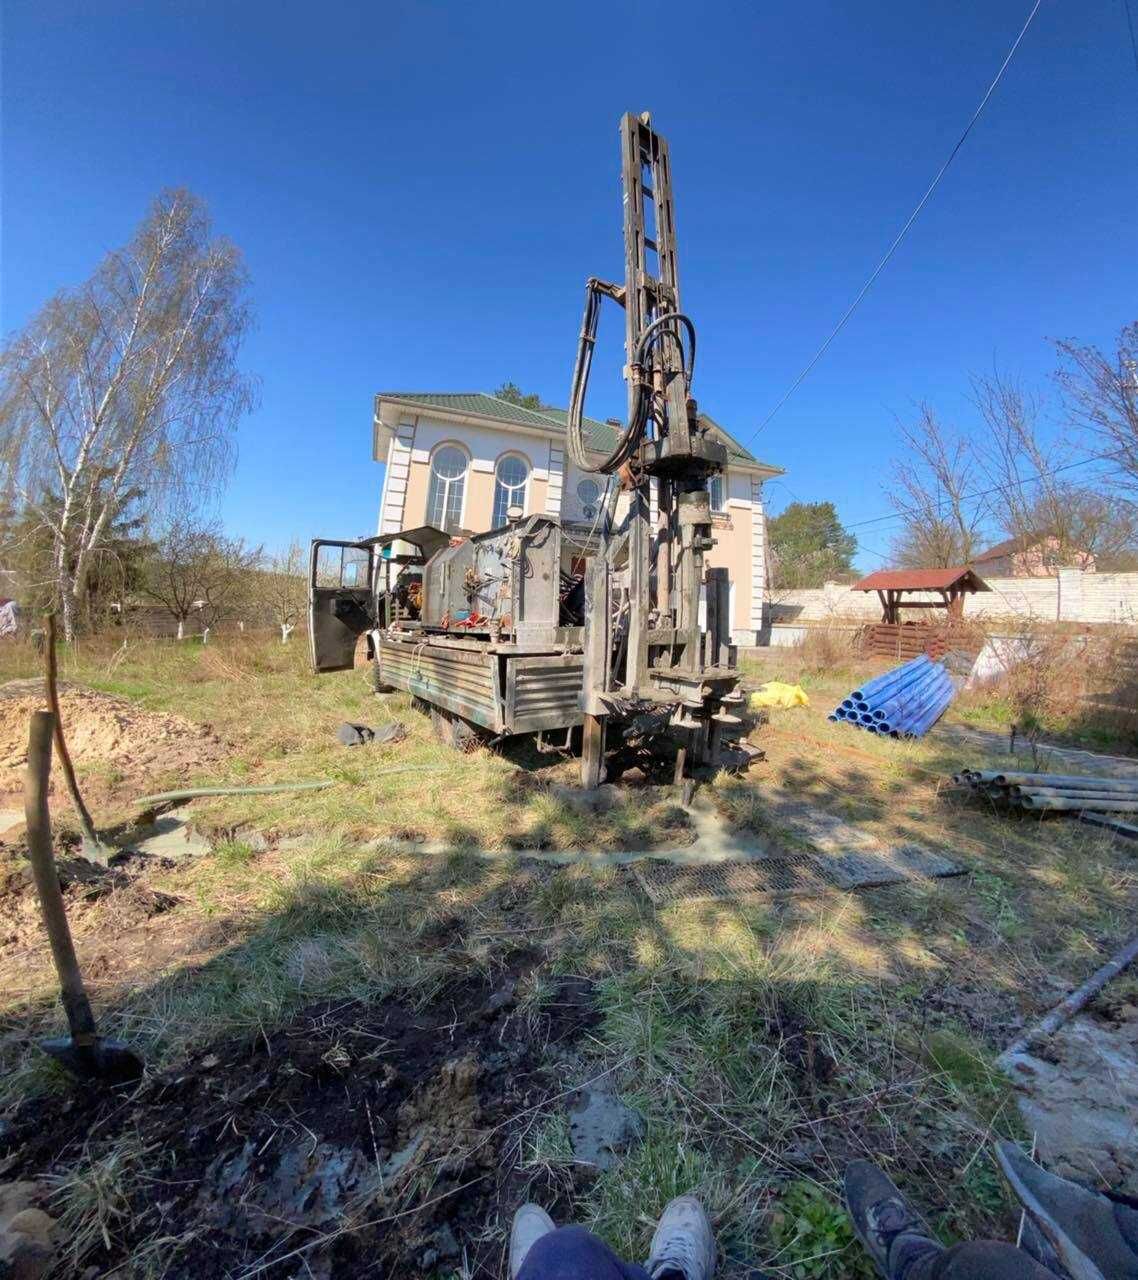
0, 679, 225, 803
1, 964, 598, 1278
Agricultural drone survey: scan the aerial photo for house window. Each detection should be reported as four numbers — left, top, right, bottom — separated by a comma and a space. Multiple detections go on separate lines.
708, 473, 726, 512
427, 446, 468, 532
492, 454, 529, 528
577, 478, 600, 518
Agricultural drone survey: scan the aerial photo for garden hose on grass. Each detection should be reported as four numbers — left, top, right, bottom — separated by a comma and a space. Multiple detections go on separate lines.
134, 764, 449, 810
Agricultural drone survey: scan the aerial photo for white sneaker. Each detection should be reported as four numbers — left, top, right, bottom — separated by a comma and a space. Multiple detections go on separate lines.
510, 1203, 556, 1278
645, 1194, 716, 1280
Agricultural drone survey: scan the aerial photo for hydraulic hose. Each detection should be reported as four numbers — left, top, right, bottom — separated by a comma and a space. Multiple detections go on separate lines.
566, 278, 696, 475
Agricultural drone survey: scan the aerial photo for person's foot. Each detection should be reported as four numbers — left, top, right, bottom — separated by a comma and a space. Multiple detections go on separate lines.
510, 1204, 555, 1278
844, 1161, 935, 1278
645, 1194, 716, 1280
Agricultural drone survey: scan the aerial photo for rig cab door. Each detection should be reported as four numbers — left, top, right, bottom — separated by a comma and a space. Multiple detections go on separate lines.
309, 540, 375, 672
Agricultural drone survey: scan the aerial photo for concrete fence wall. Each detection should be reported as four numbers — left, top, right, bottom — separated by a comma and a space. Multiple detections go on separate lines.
768, 569, 1138, 629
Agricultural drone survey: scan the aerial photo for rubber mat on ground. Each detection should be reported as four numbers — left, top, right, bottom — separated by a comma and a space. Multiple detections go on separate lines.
630, 844, 962, 903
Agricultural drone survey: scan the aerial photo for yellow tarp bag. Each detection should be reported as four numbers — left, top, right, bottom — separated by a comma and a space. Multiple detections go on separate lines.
749, 681, 810, 709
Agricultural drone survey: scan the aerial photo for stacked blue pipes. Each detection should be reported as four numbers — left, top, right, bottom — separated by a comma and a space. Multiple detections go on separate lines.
827, 655, 955, 739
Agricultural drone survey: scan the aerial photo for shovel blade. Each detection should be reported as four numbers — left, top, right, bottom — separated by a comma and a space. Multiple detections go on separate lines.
40, 1036, 144, 1085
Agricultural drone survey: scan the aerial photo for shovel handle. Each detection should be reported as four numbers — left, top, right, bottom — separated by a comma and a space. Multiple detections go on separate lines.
24, 710, 97, 1041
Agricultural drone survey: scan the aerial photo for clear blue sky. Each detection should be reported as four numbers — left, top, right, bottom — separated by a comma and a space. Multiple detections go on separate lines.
4, 1, 1136, 567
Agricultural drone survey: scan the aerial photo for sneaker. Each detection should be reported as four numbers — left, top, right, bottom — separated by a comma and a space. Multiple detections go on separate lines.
509, 1203, 555, 1278
844, 1161, 934, 1278
645, 1194, 716, 1280
995, 1140, 1137, 1280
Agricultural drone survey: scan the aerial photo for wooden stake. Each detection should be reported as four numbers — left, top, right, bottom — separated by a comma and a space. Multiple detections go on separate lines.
25, 710, 98, 1042
44, 613, 100, 849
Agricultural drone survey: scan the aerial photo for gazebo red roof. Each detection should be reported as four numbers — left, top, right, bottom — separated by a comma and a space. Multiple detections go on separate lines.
851, 567, 990, 593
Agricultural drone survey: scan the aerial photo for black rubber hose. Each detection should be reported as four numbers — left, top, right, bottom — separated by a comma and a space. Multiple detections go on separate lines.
566, 281, 696, 475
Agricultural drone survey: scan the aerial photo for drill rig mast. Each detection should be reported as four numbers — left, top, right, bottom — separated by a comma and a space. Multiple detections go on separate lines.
568, 112, 744, 790
309, 112, 746, 798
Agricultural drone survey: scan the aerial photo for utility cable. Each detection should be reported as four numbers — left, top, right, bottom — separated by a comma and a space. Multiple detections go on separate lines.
840, 444, 1130, 535
1126, 0, 1138, 77
750, 0, 1044, 439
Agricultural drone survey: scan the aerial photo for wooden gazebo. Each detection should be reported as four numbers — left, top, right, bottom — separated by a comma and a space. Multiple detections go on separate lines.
850, 567, 990, 659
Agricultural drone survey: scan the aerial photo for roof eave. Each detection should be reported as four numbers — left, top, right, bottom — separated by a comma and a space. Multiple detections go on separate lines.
374, 393, 783, 476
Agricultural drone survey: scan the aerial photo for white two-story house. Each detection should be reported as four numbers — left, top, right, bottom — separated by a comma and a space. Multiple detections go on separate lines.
372, 391, 782, 645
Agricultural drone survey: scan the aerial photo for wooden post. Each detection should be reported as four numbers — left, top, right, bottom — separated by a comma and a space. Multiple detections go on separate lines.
673, 729, 690, 786
25, 710, 98, 1044
44, 614, 101, 852
581, 715, 606, 790
580, 557, 610, 789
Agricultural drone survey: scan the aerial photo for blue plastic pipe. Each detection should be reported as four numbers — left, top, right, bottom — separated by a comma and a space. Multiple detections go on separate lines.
874, 668, 951, 724
851, 656, 930, 702
857, 659, 938, 708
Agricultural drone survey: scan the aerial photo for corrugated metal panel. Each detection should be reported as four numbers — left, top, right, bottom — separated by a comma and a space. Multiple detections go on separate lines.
507, 655, 584, 733
379, 638, 501, 730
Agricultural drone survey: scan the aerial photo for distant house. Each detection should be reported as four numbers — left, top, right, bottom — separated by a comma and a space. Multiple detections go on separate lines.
972, 535, 1096, 578
371, 391, 782, 644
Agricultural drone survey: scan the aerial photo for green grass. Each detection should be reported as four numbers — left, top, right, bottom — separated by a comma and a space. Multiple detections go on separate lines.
3, 632, 1137, 1275
768, 1181, 876, 1280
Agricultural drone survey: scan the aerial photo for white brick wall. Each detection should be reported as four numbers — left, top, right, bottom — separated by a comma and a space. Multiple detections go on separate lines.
379, 420, 416, 533
768, 569, 1138, 628
749, 480, 767, 632
546, 444, 564, 516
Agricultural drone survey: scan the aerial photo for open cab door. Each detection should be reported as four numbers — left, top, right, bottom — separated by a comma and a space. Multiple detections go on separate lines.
309, 539, 375, 672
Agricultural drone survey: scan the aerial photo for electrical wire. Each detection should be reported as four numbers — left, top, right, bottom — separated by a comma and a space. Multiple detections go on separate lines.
840, 445, 1131, 535
1126, 0, 1138, 77
750, 0, 1044, 439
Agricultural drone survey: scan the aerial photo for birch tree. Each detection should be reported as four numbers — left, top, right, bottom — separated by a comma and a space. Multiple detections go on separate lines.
0, 189, 256, 640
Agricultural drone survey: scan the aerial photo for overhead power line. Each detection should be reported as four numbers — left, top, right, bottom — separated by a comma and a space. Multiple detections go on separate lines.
1125, 0, 1138, 77
840, 445, 1130, 536
749, 0, 1044, 440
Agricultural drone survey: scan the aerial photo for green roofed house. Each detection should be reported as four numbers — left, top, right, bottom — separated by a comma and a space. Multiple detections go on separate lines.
372, 391, 782, 644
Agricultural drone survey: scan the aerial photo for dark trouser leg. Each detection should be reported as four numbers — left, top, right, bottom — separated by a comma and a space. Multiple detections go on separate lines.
515, 1225, 652, 1280
893, 1235, 1062, 1280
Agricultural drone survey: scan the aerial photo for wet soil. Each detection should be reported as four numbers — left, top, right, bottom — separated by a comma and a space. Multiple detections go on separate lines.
0, 959, 599, 1279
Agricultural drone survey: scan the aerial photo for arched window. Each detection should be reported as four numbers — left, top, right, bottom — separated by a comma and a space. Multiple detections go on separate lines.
427, 445, 468, 532
492, 454, 529, 528
577, 478, 600, 519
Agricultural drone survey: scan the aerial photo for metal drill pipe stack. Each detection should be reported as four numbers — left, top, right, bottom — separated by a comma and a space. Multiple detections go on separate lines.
953, 769, 1138, 813
827, 655, 956, 739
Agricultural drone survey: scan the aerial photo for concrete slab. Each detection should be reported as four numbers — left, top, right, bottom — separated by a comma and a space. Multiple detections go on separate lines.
131, 813, 212, 860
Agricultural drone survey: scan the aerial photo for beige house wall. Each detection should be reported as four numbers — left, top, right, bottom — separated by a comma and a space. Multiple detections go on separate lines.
705, 506, 755, 631
375, 400, 776, 641
401, 460, 549, 530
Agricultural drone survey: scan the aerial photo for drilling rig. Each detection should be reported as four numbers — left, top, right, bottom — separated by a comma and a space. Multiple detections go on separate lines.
309, 113, 748, 794
568, 111, 744, 791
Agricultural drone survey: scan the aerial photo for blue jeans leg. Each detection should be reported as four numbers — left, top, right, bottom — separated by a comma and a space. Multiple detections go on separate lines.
515, 1225, 653, 1280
